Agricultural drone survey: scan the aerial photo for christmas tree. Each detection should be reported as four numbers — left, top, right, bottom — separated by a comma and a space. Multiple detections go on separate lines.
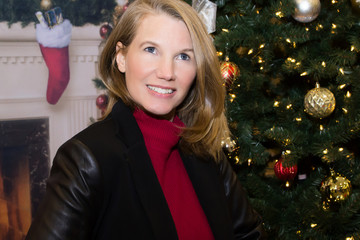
214, 0, 360, 239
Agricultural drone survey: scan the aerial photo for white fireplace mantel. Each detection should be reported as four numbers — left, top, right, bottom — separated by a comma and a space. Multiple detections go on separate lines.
0, 22, 104, 161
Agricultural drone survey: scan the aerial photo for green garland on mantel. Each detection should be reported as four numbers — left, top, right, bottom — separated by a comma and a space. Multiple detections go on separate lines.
0, 0, 117, 27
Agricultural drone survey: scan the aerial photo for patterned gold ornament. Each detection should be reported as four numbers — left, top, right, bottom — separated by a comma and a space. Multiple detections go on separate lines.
292, 0, 321, 23
304, 83, 335, 118
320, 170, 352, 210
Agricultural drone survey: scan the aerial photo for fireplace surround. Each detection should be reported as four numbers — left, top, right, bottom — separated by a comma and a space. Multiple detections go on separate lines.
0, 22, 102, 239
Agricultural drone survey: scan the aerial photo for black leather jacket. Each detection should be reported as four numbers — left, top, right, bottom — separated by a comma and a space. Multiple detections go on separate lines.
26, 100, 266, 240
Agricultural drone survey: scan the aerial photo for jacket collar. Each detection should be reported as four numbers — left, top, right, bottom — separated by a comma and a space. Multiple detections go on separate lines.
111, 100, 178, 239
111, 100, 232, 240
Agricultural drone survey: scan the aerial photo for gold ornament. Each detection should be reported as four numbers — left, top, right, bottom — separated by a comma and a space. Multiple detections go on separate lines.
292, 0, 321, 23
351, 0, 360, 14
40, 0, 52, 10
320, 170, 352, 210
304, 83, 335, 118
221, 137, 236, 152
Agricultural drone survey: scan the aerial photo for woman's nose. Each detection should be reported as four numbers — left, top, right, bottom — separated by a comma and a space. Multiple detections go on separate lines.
156, 57, 175, 81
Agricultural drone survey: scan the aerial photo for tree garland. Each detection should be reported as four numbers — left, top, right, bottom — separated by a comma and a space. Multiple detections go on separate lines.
0, 0, 116, 27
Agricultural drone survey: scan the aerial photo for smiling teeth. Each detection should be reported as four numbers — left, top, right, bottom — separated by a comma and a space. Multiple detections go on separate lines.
147, 85, 174, 94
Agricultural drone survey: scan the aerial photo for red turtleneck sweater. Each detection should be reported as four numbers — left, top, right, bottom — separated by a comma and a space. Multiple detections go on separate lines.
133, 109, 214, 240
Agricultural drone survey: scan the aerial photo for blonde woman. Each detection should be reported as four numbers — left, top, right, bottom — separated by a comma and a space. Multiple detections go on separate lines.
26, 0, 265, 239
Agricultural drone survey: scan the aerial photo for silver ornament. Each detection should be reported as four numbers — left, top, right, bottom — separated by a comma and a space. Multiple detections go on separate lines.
292, 0, 321, 23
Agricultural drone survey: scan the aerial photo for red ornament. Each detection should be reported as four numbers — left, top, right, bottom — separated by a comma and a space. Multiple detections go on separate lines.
220, 61, 240, 88
99, 24, 113, 39
96, 94, 109, 110
123, 4, 128, 11
274, 158, 298, 181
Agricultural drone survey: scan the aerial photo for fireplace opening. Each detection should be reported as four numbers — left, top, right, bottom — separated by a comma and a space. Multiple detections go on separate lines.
0, 118, 50, 240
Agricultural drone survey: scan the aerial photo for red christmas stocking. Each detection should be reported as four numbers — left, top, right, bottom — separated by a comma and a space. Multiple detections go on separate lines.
39, 44, 70, 104
36, 19, 72, 105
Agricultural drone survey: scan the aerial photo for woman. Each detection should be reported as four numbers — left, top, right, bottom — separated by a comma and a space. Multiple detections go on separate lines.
26, 0, 266, 239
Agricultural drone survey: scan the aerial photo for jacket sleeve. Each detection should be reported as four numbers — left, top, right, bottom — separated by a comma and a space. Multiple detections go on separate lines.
218, 154, 267, 239
25, 138, 102, 240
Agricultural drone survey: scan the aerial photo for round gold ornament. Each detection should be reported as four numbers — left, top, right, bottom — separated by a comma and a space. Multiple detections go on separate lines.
304, 83, 335, 118
351, 0, 360, 13
320, 170, 351, 210
292, 0, 321, 23
221, 137, 236, 153
40, 0, 52, 10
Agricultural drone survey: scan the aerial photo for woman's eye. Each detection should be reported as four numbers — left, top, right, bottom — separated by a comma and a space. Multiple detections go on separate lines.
144, 47, 156, 53
178, 53, 190, 61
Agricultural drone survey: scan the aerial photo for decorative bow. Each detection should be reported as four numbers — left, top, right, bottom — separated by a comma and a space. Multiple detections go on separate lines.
192, 0, 217, 34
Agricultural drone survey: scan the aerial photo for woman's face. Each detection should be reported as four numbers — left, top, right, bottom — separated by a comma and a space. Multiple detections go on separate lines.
116, 13, 197, 120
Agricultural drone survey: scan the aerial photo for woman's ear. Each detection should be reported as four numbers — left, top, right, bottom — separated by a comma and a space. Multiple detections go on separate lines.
116, 42, 126, 73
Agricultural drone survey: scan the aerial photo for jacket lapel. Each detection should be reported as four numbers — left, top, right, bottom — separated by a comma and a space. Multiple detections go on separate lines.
111, 101, 178, 240
181, 153, 234, 240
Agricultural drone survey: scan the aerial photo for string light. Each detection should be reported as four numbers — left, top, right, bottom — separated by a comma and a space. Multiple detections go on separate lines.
275, 11, 284, 17
287, 57, 296, 63
311, 223, 317, 228
323, 149, 328, 154
342, 108, 348, 114
316, 24, 323, 31
274, 101, 280, 107
222, 28, 229, 33
286, 104, 292, 109
229, 93, 236, 102
248, 158, 252, 166
320, 125, 324, 131
300, 72, 308, 76
339, 68, 344, 75
346, 91, 351, 98
259, 44, 265, 48
248, 49, 253, 55
339, 148, 344, 152
339, 84, 346, 89
295, 117, 302, 122
331, 23, 337, 34
321, 61, 326, 67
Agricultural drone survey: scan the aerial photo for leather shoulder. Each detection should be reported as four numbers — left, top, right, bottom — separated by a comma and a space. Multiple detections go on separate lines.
26, 138, 103, 240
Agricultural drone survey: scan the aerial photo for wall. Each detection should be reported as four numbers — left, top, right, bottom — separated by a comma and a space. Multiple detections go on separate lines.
0, 22, 102, 161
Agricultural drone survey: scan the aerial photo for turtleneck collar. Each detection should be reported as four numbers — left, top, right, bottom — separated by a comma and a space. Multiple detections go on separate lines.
133, 109, 184, 159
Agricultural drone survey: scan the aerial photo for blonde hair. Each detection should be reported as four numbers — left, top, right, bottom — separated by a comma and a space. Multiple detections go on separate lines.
99, 0, 230, 161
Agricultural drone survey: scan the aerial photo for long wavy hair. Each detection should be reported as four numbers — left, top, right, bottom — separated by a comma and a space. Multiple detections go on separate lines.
99, 0, 230, 161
